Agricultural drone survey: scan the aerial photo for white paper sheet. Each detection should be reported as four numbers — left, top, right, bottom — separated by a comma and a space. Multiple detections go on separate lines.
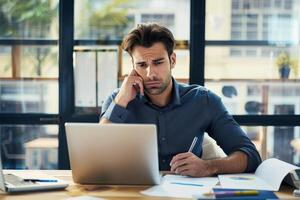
219, 158, 300, 191
218, 173, 273, 190
141, 174, 219, 198
255, 158, 300, 190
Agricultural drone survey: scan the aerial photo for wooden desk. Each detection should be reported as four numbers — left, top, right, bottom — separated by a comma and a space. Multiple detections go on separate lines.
0, 170, 297, 199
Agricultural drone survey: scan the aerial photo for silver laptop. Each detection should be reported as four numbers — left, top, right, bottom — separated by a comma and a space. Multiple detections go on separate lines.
65, 123, 161, 185
0, 157, 68, 193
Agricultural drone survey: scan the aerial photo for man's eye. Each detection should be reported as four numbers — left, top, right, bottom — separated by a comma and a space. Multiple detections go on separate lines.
154, 62, 163, 65
137, 63, 147, 68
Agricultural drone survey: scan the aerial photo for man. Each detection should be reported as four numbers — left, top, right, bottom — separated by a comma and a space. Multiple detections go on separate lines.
100, 23, 261, 177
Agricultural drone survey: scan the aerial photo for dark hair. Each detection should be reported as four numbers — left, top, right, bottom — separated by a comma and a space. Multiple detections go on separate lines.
121, 23, 175, 57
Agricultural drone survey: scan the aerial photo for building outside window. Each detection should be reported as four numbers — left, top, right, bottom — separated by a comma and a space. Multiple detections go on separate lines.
206, 0, 300, 165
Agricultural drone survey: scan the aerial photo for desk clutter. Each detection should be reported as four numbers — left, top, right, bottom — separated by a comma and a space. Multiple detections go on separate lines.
1, 158, 298, 199
141, 158, 300, 199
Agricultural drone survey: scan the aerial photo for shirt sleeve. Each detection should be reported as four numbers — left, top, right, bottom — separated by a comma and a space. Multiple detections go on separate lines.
206, 90, 262, 172
100, 90, 130, 123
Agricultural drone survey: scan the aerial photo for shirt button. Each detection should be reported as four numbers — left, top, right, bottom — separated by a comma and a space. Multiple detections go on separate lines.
162, 159, 166, 163
161, 137, 166, 141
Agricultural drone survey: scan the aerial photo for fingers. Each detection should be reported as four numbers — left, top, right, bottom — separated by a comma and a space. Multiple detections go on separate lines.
170, 157, 189, 173
134, 78, 144, 96
129, 68, 138, 76
170, 159, 197, 176
129, 70, 136, 76
127, 69, 144, 95
170, 152, 193, 166
170, 153, 209, 177
173, 163, 190, 174
131, 76, 144, 96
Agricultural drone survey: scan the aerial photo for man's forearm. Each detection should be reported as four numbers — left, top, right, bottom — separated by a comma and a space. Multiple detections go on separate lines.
207, 151, 248, 175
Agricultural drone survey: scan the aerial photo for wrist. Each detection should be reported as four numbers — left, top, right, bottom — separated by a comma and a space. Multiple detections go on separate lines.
206, 160, 219, 176
114, 96, 128, 108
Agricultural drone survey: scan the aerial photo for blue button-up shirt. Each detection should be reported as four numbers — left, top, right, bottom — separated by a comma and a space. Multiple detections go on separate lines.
100, 78, 262, 172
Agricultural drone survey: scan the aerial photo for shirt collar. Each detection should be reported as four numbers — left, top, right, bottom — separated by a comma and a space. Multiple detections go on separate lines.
171, 77, 181, 106
139, 77, 181, 107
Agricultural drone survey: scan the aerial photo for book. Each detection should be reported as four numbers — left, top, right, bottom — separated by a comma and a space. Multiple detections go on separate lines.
218, 158, 300, 191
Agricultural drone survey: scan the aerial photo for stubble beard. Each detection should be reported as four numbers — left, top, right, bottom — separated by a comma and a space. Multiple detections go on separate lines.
144, 72, 172, 95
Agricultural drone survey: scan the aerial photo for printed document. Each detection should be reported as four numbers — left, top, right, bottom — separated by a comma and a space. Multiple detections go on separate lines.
141, 174, 218, 198
218, 158, 300, 191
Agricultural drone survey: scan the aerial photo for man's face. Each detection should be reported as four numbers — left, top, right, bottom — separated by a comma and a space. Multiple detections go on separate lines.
131, 42, 176, 95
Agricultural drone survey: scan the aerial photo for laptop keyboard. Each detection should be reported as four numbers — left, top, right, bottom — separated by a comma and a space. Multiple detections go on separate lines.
4, 174, 36, 186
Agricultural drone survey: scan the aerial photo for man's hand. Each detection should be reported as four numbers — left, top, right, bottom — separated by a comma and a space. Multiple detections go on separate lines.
114, 69, 144, 108
170, 151, 248, 177
169, 152, 215, 177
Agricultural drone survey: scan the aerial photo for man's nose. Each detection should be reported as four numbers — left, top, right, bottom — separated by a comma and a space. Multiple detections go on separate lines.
146, 66, 156, 79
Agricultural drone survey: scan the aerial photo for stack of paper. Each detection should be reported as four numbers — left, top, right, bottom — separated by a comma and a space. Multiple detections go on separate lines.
141, 158, 299, 198
141, 174, 219, 198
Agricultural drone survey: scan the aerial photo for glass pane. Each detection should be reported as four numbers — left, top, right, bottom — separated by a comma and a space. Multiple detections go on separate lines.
206, 81, 300, 115
205, 46, 300, 80
206, 0, 300, 41
0, 125, 58, 169
0, 0, 59, 114
242, 126, 300, 166
205, 45, 300, 115
0, 46, 12, 77
0, 0, 58, 39
0, 45, 58, 78
0, 79, 58, 113
75, 0, 190, 40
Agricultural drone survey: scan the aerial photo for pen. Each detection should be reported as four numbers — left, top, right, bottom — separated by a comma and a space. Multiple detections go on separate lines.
170, 182, 203, 187
23, 179, 58, 182
203, 190, 259, 197
169, 136, 199, 167
188, 137, 198, 152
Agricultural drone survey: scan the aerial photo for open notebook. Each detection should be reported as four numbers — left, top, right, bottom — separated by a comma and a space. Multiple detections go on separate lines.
219, 158, 300, 191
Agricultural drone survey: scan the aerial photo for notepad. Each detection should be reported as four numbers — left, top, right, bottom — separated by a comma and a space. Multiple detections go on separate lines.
218, 158, 300, 191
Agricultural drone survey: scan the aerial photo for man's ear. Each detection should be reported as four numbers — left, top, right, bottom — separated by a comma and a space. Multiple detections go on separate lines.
170, 52, 176, 69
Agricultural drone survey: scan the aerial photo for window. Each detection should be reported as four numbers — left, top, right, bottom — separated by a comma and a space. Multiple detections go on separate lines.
242, 125, 300, 166
74, 0, 190, 114
205, 0, 300, 165
206, 0, 300, 115
0, 0, 59, 169
0, 125, 58, 169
